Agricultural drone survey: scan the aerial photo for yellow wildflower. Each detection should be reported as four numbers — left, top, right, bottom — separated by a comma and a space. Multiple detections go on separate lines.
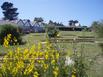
72, 74, 76, 77
51, 60, 56, 65
44, 64, 48, 70
53, 67, 59, 77
45, 54, 48, 60
24, 64, 34, 75
56, 53, 59, 60
33, 71, 39, 77
3, 34, 12, 47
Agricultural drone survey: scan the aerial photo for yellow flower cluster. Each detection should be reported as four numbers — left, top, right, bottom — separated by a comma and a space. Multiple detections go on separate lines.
53, 66, 59, 77
3, 34, 11, 47
3, 34, 18, 47
0, 40, 61, 77
33, 71, 39, 77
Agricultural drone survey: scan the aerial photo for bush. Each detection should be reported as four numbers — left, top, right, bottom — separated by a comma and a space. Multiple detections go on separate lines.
0, 41, 70, 77
91, 21, 103, 38
91, 20, 103, 54
0, 24, 23, 45
46, 25, 59, 38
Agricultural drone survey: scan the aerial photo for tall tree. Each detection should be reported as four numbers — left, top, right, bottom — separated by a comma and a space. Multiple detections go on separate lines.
1, 2, 19, 20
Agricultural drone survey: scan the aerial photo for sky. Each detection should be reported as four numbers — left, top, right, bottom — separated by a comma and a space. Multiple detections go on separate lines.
0, 0, 103, 26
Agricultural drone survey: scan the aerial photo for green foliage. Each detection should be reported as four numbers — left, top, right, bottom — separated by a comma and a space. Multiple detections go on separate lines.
1, 2, 19, 20
91, 20, 103, 38
73, 56, 88, 77
48, 20, 64, 26
46, 25, 59, 38
91, 20, 103, 53
0, 24, 23, 45
71, 39, 89, 77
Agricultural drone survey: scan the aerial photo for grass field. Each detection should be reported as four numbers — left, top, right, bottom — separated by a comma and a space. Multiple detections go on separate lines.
0, 31, 103, 77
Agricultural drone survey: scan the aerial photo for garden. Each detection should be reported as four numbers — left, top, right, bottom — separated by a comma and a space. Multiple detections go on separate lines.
0, 23, 103, 77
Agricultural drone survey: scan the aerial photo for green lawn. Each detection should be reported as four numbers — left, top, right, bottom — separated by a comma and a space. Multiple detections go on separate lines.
0, 31, 103, 77
60, 31, 95, 36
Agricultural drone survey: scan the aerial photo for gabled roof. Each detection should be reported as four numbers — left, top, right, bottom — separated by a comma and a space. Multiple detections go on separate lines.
17, 19, 25, 26
24, 21, 32, 27
32, 22, 44, 27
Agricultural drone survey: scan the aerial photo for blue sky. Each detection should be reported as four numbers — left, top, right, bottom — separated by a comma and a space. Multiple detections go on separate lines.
0, 0, 103, 26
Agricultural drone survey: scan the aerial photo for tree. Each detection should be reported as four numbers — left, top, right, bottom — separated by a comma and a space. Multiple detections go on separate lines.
74, 20, 78, 24
69, 20, 79, 26
49, 20, 53, 25
69, 20, 74, 26
34, 17, 44, 23
91, 21, 99, 31
1, 2, 19, 20
48, 20, 64, 26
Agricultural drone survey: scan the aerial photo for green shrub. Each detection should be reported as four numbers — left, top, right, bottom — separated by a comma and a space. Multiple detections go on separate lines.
91, 20, 103, 53
0, 24, 23, 45
0, 41, 70, 77
46, 25, 59, 38
92, 21, 103, 38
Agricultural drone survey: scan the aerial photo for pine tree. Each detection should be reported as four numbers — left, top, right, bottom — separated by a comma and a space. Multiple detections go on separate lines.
1, 2, 19, 20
